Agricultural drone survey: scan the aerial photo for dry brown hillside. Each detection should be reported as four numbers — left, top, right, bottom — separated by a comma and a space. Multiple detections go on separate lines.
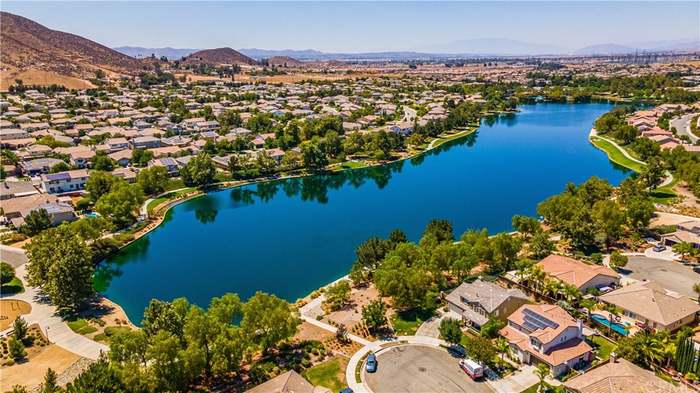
183, 47, 258, 66
266, 56, 303, 67
0, 11, 145, 89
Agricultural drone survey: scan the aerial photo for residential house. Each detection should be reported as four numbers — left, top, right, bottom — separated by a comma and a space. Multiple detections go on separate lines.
0, 180, 39, 200
500, 304, 593, 377
660, 219, 700, 248
563, 357, 683, 393
132, 136, 161, 150
537, 255, 619, 293
20, 158, 65, 176
245, 370, 331, 393
446, 279, 530, 328
40, 169, 89, 194
599, 281, 699, 331
148, 157, 180, 176
70, 149, 96, 169
389, 121, 414, 136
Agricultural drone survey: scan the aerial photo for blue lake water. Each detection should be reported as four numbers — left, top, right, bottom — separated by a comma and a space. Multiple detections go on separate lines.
97, 102, 629, 323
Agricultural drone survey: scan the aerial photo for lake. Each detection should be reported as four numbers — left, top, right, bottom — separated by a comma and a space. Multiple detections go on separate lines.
97, 102, 629, 323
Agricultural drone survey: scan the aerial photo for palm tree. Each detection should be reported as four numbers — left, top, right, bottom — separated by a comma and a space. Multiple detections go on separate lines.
637, 331, 664, 370
495, 337, 510, 362
535, 363, 550, 393
562, 284, 581, 306
543, 279, 560, 299
693, 283, 700, 305
529, 265, 546, 294
579, 299, 596, 322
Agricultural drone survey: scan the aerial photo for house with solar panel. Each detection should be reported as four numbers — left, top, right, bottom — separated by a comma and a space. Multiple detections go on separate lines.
499, 304, 593, 377
40, 169, 89, 194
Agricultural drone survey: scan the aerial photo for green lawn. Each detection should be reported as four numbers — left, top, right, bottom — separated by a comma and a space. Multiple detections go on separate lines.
1, 277, 24, 294
590, 136, 645, 173
147, 188, 197, 215
94, 326, 132, 343
649, 176, 679, 204
391, 308, 435, 336
303, 357, 348, 392
67, 318, 97, 335
340, 161, 370, 170
590, 335, 616, 361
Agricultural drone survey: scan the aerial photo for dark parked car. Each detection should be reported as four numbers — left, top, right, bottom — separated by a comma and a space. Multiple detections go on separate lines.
653, 244, 667, 252
339, 389, 353, 393
365, 353, 377, 373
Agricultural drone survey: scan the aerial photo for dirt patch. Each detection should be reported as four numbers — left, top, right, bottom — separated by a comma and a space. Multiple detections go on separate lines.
0, 299, 31, 330
0, 345, 81, 390
325, 285, 381, 327
294, 321, 334, 343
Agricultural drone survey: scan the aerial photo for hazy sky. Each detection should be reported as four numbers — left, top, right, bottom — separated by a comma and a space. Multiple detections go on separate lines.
3, 1, 699, 52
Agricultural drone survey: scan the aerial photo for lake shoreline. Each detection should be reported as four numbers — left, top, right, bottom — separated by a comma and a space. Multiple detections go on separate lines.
99, 102, 625, 325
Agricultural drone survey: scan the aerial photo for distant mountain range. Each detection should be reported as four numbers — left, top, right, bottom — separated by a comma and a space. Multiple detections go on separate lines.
574, 40, 700, 55
115, 39, 700, 62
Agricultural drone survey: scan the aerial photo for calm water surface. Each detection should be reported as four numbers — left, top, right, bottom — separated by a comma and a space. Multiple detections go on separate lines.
97, 103, 629, 323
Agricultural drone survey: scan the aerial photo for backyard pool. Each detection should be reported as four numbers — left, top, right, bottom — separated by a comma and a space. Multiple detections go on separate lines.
591, 313, 629, 336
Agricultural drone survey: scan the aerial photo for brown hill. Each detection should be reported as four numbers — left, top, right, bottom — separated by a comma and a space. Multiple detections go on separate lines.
266, 56, 303, 67
183, 47, 257, 66
0, 12, 145, 89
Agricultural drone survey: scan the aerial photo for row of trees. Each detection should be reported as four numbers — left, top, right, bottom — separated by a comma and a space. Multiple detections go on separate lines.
348, 218, 546, 313
537, 177, 654, 251
8, 292, 300, 393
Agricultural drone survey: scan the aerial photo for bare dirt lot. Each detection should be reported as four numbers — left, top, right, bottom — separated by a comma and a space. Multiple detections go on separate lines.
0, 345, 81, 390
0, 299, 31, 330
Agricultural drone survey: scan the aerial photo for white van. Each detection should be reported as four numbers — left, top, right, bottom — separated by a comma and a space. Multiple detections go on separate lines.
459, 358, 484, 380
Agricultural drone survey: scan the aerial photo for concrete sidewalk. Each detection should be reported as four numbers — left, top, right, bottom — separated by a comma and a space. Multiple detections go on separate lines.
2, 264, 108, 360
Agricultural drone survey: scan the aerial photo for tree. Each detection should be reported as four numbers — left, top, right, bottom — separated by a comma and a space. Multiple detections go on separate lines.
673, 242, 697, 262
141, 298, 190, 340
463, 336, 496, 365
336, 323, 349, 343
148, 330, 199, 392
13, 317, 28, 344
480, 317, 506, 339
641, 157, 664, 189
324, 280, 351, 311
535, 363, 549, 393
8, 337, 26, 360
136, 166, 168, 195
529, 231, 554, 259
131, 149, 154, 167
488, 233, 522, 274
95, 182, 144, 228
512, 215, 541, 238
439, 318, 462, 345
1, 261, 15, 284
609, 251, 628, 270
64, 357, 126, 393
181, 153, 216, 187
39, 368, 59, 393
50, 161, 71, 173
374, 255, 432, 310
495, 337, 510, 361
91, 151, 115, 171
26, 226, 94, 312
242, 292, 300, 354
693, 283, 700, 304
625, 196, 654, 231
592, 200, 625, 250
85, 171, 118, 202
423, 219, 454, 243
20, 208, 52, 236
362, 300, 388, 333
300, 141, 328, 171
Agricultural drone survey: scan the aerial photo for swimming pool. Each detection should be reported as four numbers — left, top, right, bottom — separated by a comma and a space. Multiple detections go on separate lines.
591, 313, 629, 336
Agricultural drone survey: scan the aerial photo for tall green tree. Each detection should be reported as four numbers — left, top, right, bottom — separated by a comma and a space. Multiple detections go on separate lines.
95, 182, 144, 228
20, 208, 52, 236
26, 226, 94, 312
136, 166, 169, 195
181, 153, 217, 187
241, 292, 299, 354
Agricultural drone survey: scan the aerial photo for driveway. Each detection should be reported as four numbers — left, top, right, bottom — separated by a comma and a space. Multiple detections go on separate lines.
671, 114, 698, 143
620, 256, 699, 298
364, 345, 493, 393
